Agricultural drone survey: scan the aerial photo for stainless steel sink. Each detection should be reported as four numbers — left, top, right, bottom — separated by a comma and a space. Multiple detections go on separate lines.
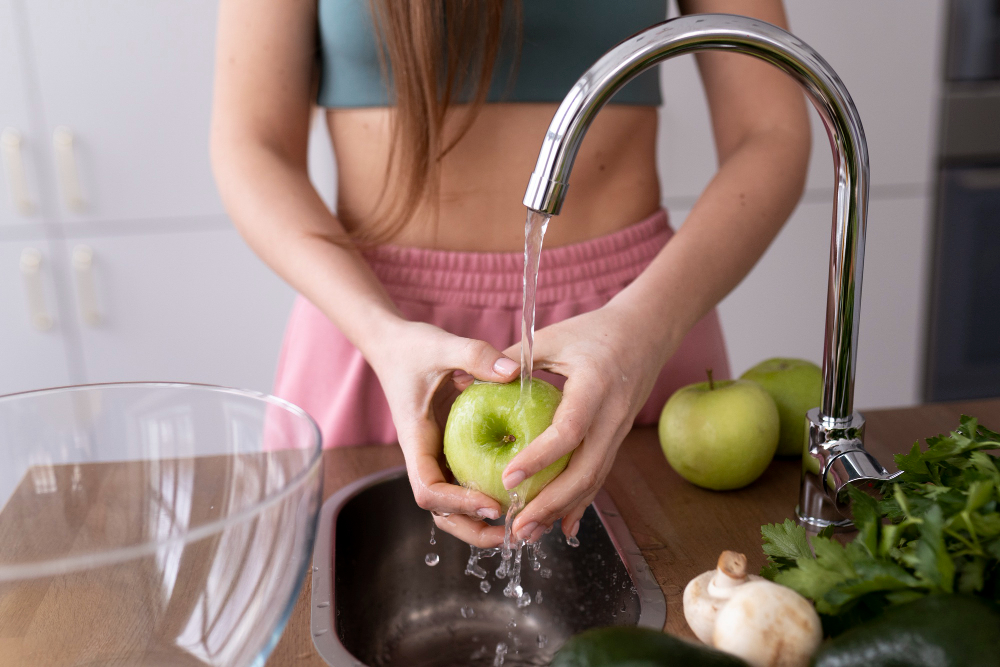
310, 467, 666, 667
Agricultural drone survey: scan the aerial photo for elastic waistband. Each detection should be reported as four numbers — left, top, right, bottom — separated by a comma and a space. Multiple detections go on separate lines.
362, 209, 671, 309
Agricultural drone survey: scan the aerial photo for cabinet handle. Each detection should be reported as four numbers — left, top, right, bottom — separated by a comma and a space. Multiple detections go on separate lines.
2, 128, 34, 215
53, 126, 85, 213
19, 248, 53, 331
72, 245, 100, 326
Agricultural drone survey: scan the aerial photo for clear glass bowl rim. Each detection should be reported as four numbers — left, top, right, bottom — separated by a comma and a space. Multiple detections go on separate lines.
0, 381, 324, 582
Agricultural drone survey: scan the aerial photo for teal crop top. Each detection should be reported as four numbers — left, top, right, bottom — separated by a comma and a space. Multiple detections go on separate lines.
316, 0, 666, 108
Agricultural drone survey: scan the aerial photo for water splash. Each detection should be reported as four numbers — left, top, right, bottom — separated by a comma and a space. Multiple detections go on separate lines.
520, 210, 551, 401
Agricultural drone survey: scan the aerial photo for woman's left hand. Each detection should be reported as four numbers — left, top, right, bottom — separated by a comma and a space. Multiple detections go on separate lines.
499, 300, 680, 544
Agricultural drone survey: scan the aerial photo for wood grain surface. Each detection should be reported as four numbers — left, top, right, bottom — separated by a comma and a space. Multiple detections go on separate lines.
1, 400, 998, 666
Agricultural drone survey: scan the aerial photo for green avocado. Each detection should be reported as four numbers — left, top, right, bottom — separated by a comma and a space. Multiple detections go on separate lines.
812, 594, 1000, 667
550, 627, 750, 667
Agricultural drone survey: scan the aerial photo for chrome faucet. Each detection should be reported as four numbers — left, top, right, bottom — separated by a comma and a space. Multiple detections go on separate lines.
523, 13, 898, 530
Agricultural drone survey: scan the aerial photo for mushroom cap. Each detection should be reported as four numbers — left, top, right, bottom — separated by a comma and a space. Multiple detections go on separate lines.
712, 580, 822, 667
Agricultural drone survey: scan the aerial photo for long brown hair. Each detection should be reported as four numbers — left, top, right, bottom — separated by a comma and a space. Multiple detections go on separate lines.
359, 1, 520, 245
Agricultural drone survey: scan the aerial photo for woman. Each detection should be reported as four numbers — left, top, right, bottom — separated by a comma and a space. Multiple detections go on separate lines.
211, 0, 810, 549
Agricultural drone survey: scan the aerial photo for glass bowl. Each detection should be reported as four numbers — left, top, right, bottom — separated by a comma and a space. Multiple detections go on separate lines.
0, 383, 323, 667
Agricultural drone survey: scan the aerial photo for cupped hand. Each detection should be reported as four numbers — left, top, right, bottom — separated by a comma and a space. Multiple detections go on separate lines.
499, 303, 679, 544
369, 320, 519, 548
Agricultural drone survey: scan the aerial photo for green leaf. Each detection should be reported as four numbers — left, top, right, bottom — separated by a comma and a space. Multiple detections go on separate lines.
775, 559, 850, 614
895, 442, 930, 481
957, 557, 987, 594
847, 485, 881, 555
811, 536, 856, 578
761, 519, 812, 561
966, 480, 995, 513
913, 504, 955, 592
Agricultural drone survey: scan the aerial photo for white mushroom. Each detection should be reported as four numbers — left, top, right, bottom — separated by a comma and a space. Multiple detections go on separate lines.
712, 580, 822, 667
683, 550, 762, 644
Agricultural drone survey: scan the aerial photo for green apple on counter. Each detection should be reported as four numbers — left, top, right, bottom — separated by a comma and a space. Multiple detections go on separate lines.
740, 358, 822, 458
658, 371, 779, 491
443, 378, 567, 511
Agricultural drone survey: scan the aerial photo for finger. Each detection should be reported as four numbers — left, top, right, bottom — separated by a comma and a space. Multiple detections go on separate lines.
560, 494, 595, 540
501, 373, 602, 489
511, 452, 603, 539
398, 420, 502, 519
512, 419, 630, 538
452, 370, 475, 391
433, 513, 505, 549
448, 338, 519, 383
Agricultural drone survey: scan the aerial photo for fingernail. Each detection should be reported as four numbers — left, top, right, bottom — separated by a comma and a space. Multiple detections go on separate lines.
570, 520, 580, 537
477, 507, 500, 520
502, 470, 526, 490
493, 357, 519, 376
517, 521, 538, 541
529, 524, 546, 543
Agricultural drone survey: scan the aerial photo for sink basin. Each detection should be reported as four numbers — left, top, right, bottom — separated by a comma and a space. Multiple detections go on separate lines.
310, 467, 665, 666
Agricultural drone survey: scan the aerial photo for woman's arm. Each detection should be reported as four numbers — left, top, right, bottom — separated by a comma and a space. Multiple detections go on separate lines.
211, 0, 517, 545
500, 0, 811, 542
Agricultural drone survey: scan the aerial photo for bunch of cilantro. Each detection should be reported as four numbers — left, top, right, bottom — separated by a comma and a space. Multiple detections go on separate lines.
760, 416, 1000, 635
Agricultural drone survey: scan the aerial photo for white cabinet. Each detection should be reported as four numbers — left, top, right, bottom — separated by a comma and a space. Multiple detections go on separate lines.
0, 237, 75, 395
19, 0, 224, 222
1, 0, 297, 398
67, 226, 294, 393
0, 0, 43, 227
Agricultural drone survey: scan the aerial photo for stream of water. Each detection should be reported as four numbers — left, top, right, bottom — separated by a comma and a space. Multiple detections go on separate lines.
519, 210, 551, 402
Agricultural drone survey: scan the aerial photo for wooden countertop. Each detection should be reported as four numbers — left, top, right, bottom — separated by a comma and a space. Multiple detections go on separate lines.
2, 399, 998, 665
266, 398, 1000, 664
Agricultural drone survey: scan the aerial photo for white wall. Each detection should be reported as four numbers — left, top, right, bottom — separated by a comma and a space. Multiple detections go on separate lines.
659, 0, 946, 410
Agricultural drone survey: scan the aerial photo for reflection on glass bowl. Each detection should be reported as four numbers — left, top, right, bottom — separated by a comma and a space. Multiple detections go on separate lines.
0, 383, 323, 667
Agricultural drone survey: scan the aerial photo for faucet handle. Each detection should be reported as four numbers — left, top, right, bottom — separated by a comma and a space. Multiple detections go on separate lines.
825, 447, 895, 510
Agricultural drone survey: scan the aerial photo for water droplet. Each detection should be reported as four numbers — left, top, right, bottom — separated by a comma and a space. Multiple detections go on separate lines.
516, 591, 531, 608
313, 629, 327, 636
566, 534, 580, 548
425, 552, 440, 567
539, 567, 552, 579
507, 619, 517, 629
316, 601, 330, 608
480, 580, 491, 593
537, 634, 548, 649
493, 641, 508, 667
460, 605, 475, 618
312, 566, 319, 572
535, 590, 543, 604
531, 560, 541, 571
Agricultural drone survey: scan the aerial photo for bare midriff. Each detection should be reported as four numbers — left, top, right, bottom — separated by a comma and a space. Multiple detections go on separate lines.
325, 103, 661, 252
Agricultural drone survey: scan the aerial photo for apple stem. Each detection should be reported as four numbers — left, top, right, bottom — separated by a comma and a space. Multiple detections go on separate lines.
503, 434, 516, 443
706, 368, 715, 391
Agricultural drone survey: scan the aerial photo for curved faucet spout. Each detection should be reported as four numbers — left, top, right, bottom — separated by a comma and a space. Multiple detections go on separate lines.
524, 14, 876, 529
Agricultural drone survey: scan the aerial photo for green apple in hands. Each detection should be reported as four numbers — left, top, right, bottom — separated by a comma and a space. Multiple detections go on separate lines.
740, 358, 822, 458
658, 372, 779, 490
444, 378, 567, 512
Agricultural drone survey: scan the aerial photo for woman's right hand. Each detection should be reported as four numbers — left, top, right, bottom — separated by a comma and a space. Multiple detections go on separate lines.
369, 320, 520, 548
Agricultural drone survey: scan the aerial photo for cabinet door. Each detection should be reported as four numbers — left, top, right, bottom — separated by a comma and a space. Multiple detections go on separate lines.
67, 225, 295, 394
21, 0, 224, 223
0, 238, 74, 395
0, 0, 42, 227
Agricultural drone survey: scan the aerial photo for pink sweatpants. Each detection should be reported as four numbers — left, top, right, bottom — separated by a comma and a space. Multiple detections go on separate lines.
273, 209, 730, 448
